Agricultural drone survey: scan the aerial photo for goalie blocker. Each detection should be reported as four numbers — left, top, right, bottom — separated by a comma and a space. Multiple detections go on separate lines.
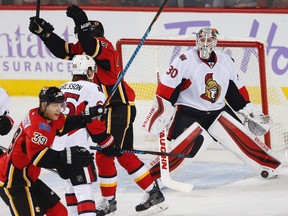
208, 111, 281, 179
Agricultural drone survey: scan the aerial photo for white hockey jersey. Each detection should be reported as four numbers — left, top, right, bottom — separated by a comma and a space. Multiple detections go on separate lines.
157, 48, 246, 111
0, 87, 10, 115
52, 80, 106, 151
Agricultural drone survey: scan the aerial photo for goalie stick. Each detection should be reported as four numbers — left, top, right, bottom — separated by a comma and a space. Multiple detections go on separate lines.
103, 0, 168, 107
158, 129, 194, 193
0, 145, 58, 174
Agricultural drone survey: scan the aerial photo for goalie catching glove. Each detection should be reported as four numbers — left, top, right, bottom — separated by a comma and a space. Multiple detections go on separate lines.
238, 103, 272, 136
142, 95, 175, 135
29, 17, 54, 40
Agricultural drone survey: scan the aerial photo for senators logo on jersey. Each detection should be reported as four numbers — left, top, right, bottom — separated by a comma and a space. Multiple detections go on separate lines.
200, 73, 221, 103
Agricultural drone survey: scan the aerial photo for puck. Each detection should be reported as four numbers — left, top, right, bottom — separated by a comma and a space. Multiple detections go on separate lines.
261, 170, 269, 178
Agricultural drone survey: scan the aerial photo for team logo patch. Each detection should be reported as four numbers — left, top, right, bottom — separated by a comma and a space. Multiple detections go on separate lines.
200, 73, 221, 103
39, 122, 50, 132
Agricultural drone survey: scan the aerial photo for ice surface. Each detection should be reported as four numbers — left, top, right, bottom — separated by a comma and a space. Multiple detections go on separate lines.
1, 97, 288, 216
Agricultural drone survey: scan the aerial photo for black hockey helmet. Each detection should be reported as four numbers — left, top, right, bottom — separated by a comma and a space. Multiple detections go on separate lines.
89, 20, 104, 37
74, 20, 104, 37
39, 86, 65, 104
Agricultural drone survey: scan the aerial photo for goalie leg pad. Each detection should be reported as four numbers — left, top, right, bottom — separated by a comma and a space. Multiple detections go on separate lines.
208, 111, 281, 178
149, 122, 214, 179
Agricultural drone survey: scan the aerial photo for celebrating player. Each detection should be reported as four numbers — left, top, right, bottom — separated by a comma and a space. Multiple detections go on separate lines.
52, 54, 119, 216
144, 27, 281, 179
0, 86, 103, 216
29, 5, 167, 215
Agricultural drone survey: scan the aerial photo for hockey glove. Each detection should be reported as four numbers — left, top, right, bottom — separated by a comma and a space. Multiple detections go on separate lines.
82, 101, 105, 121
29, 16, 54, 40
66, 4, 88, 26
98, 134, 122, 157
238, 103, 272, 136
0, 115, 14, 136
142, 95, 175, 135
57, 146, 94, 179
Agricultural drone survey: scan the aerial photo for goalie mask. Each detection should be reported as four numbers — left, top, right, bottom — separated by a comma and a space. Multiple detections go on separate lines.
196, 27, 218, 60
72, 55, 96, 80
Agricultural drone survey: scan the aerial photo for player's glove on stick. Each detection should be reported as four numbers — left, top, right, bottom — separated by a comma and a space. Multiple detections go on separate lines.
98, 134, 122, 157
0, 115, 14, 135
66, 4, 88, 26
29, 17, 54, 40
238, 103, 272, 136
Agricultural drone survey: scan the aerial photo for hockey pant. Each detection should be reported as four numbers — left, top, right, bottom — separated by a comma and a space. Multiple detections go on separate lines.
0, 179, 67, 216
208, 111, 282, 178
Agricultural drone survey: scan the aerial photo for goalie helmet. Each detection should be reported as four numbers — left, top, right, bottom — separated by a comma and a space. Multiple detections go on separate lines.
72, 55, 96, 80
39, 86, 65, 104
196, 27, 218, 60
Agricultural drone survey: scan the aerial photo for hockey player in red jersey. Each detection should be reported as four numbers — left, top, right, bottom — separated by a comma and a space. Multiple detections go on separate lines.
53, 54, 119, 216
0, 86, 105, 216
29, 5, 166, 215
144, 27, 281, 179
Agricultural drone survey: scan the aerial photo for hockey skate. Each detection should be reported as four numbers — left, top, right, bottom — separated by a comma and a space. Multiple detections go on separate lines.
135, 181, 168, 215
96, 196, 117, 216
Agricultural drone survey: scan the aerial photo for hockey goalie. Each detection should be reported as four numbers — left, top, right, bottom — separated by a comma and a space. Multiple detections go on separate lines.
143, 27, 282, 180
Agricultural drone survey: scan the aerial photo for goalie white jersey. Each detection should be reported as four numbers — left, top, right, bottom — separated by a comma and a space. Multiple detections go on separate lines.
157, 48, 247, 111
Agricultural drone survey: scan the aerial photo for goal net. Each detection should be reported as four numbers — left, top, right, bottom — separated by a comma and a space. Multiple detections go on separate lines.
116, 37, 288, 160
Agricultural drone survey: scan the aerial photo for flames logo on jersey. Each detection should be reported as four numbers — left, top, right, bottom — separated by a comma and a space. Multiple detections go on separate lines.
200, 73, 221, 103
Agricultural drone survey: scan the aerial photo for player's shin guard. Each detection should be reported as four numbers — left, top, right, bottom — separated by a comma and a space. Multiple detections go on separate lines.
208, 111, 282, 179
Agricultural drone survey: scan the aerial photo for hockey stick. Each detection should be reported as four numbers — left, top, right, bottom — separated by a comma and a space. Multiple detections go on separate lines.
0, 145, 58, 174
103, 0, 168, 107
89, 145, 197, 158
36, 0, 41, 18
158, 129, 194, 193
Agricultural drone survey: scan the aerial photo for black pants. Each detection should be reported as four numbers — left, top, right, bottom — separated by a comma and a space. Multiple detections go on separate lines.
0, 179, 60, 216
168, 104, 241, 140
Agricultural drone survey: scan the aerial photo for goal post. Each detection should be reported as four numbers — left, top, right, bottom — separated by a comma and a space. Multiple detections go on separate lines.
116, 37, 288, 158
